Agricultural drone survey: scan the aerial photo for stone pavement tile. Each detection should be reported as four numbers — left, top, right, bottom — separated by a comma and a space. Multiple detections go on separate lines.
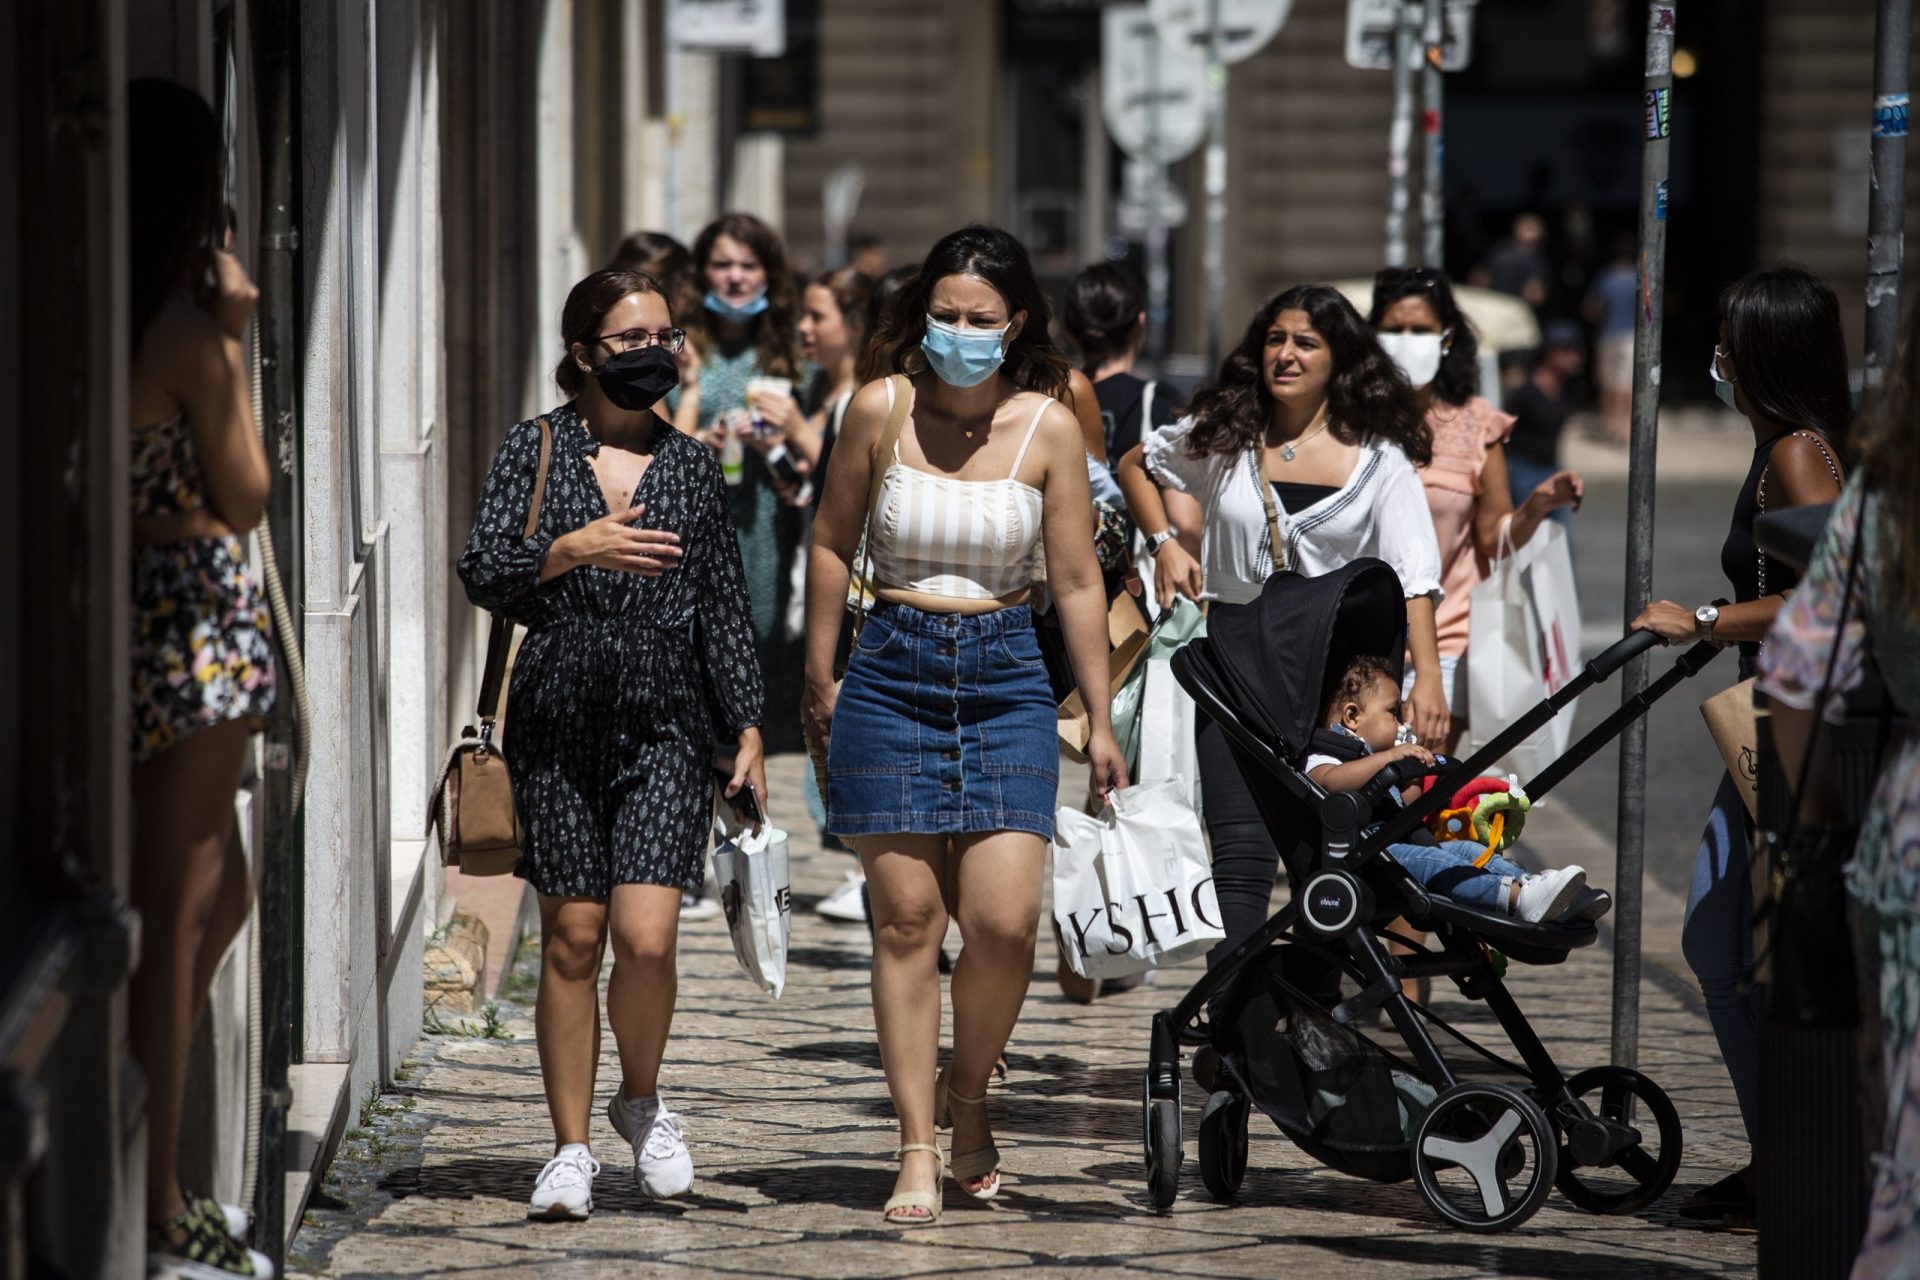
296, 750, 1757, 1278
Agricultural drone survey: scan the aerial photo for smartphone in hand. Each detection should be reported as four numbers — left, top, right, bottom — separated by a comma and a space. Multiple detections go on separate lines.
712, 766, 764, 832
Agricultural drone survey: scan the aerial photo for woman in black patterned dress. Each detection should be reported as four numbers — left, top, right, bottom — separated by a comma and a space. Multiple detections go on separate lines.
459, 269, 765, 1221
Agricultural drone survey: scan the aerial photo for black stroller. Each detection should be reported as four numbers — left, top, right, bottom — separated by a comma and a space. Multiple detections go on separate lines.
1140, 559, 1722, 1232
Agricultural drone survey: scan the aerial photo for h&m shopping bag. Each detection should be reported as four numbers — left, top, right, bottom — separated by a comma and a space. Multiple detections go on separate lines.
1465, 519, 1581, 779
710, 809, 791, 998
1052, 779, 1222, 982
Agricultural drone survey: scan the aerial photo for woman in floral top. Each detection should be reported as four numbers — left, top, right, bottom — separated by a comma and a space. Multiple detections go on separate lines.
1760, 320, 1920, 1276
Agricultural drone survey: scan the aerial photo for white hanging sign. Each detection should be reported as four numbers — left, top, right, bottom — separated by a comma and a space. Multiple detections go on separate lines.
1103, 3, 1209, 165
671, 0, 786, 58
1149, 0, 1293, 65
1345, 0, 1475, 72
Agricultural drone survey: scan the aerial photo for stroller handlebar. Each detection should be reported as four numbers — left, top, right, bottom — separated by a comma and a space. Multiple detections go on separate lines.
1583, 629, 1663, 683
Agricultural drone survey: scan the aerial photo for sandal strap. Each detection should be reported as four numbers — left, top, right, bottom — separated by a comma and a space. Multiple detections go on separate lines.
896, 1142, 943, 1161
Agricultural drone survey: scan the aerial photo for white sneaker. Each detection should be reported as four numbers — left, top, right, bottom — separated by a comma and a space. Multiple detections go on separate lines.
608, 1093, 695, 1199
679, 891, 721, 922
1512, 866, 1588, 923
816, 871, 867, 923
528, 1145, 600, 1221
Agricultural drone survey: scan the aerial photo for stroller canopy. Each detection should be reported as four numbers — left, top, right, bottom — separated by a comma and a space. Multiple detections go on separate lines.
1183, 559, 1407, 761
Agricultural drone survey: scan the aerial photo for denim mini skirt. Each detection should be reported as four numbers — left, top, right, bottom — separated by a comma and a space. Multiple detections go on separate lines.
827, 601, 1058, 840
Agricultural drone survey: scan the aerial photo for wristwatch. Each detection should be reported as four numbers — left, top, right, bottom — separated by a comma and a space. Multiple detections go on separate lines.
1145, 529, 1178, 554
1694, 603, 1721, 644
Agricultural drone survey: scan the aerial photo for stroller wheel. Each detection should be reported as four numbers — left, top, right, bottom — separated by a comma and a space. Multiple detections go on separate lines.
1147, 1098, 1182, 1209
1552, 1067, 1683, 1215
1412, 1081, 1558, 1232
1197, 1091, 1250, 1200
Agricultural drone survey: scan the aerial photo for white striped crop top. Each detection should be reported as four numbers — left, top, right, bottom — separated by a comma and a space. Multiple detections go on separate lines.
867, 380, 1047, 600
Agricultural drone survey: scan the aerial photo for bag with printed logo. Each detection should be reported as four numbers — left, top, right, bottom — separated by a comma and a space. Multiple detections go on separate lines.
1051, 778, 1222, 981
710, 808, 791, 998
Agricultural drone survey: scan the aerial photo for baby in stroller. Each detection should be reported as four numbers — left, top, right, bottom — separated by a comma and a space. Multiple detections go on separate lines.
1307, 654, 1597, 924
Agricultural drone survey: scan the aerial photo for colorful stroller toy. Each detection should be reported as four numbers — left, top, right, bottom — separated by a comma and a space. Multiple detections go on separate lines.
1141, 559, 1722, 1231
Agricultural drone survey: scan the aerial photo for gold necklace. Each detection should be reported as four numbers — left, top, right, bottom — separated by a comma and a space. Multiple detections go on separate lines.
1277, 408, 1332, 462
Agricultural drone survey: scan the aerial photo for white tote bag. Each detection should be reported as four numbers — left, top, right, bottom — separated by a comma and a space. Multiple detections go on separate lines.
1136, 659, 1203, 819
1052, 779, 1223, 981
1465, 519, 1581, 780
710, 812, 792, 998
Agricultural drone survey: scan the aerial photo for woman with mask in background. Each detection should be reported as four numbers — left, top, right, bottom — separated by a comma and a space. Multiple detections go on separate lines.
672, 214, 812, 761
459, 268, 765, 1222
804, 226, 1127, 1225
1630, 265, 1849, 1227
1370, 266, 1584, 755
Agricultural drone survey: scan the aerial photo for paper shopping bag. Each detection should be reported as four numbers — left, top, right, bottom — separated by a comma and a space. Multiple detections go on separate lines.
1052, 779, 1222, 981
1700, 677, 1760, 822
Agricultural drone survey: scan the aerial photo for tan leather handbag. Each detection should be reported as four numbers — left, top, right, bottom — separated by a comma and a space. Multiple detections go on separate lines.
428, 417, 553, 876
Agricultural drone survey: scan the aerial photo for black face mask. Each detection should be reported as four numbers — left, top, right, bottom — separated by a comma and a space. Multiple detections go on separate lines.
594, 345, 679, 412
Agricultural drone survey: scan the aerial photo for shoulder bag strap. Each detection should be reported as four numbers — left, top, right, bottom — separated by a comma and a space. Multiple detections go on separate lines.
1253, 446, 1287, 575
1141, 380, 1156, 431
853, 376, 913, 637
477, 416, 555, 728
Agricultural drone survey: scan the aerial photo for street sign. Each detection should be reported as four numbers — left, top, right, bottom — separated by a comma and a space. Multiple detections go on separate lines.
1102, 4, 1208, 165
1115, 158, 1190, 232
1345, 0, 1474, 72
671, 0, 785, 58
1149, 0, 1293, 64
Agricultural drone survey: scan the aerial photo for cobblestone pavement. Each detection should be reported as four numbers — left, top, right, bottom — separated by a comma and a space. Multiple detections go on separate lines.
295, 753, 1758, 1279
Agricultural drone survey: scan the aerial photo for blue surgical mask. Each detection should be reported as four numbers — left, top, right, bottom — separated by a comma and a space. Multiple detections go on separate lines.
1708, 350, 1738, 410
922, 315, 1009, 388
705, 288, 770, 322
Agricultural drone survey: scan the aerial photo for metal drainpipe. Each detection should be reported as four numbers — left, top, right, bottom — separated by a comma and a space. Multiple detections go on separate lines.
251, 0, 301, 1267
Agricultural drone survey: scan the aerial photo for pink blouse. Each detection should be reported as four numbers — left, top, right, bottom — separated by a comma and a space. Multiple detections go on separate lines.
1418, 396, 1515, 657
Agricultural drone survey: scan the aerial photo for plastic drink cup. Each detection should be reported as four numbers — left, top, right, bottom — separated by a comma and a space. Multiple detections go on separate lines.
745, 376, 792, 437
718, 410, 747, 485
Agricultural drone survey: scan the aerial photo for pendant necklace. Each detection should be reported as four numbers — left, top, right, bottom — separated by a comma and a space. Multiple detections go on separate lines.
1278, 409, 1331, 462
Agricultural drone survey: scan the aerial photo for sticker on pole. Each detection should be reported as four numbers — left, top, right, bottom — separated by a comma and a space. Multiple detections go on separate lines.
1345, 0, 1474, 72
1103, 4, 1209, 165
1644, 87, 1671, 140
1875, 93, 1910, 139
1151, 0, 1293, 65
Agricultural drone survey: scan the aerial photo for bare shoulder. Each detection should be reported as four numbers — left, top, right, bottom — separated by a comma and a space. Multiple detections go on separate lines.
138, 301, 228, 386
1771, 429, 1846, 499
837, 375, 901, 448
1018, 391, 1082, 449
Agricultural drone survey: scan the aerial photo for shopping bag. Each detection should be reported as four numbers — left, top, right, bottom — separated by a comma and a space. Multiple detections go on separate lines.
1137, 659, 1203, 818
1465, 520, 1580, 779
1051, 778, 1223, 981
710, 808, 791, 998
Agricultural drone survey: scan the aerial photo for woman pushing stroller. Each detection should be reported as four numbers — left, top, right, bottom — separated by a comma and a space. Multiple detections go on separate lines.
1308, 654, 1601, 924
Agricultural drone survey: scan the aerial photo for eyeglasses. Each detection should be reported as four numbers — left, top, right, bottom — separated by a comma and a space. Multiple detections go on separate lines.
595, 327, 686, 355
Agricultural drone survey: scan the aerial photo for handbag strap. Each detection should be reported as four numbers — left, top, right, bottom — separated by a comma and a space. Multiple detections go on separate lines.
1756, 428, 1845, 598
477, 416, 554, 729
1252, 448, 1287, 575
852, 375, 913, 638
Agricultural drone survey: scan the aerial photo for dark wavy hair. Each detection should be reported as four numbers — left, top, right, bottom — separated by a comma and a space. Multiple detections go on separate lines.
1063, 263, 1146, 371
1184, 285, 1431, 465
1719, 265, 1852, 445
869, 226, 1071, 400
687, 212, 802, 380
611, 229, 699, 323
129, 79, 224, 347
554, 268, 666, 397
1368, 265, 1481, 407
858, 266, 918, 382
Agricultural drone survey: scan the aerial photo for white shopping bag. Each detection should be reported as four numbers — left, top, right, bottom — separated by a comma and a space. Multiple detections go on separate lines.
1136, 659, 1203, 819
710, 808, 791, 998
1052, 778, 1223, 981
1465, 519, 1581, 780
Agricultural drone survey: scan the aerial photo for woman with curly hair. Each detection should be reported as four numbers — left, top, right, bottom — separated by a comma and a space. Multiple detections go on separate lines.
1116, 283, 1443, 964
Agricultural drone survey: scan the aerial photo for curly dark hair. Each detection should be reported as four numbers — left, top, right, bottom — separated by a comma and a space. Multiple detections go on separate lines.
1323, 654, 1401, 722
858, 265, 919, 383
1368, 265, 1481, 407
868, 225, 1071, 400
1184, 284, 1431, 466
687, 212, 802, 380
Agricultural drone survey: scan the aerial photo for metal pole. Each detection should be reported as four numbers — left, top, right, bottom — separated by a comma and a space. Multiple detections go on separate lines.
1865, 0, 1911, 389
1612, 0, 1676, 1074
1419, 0, 1445, 266
1203, 0, 1228, 367
1145, 22, 1172, 365
665, 2, 684, 238
1385, 4, 1417, 268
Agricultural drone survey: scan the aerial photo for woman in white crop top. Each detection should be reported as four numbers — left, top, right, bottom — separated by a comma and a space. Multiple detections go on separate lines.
803, 227, 1127, 1226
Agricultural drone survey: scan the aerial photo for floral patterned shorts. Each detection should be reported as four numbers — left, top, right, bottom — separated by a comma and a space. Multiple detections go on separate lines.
131, 534, 277, 761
